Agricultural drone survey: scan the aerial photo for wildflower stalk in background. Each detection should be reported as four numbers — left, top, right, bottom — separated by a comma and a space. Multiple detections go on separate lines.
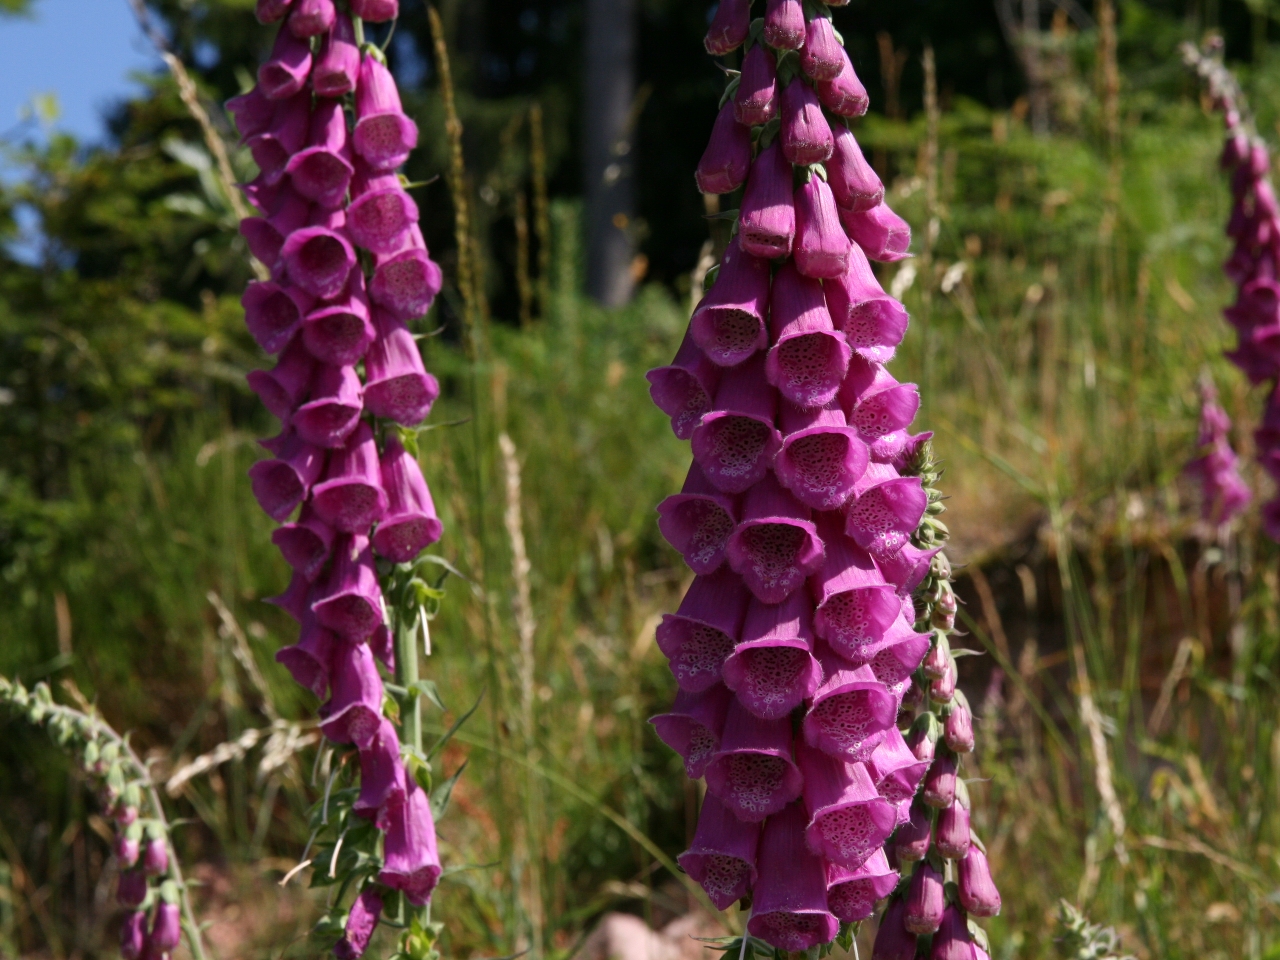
649, 3, 1000, 953
1183, 40, 1278, 534
0, 678, 207, 960
233, 1, 457, 955
1185, 377, 1250, 527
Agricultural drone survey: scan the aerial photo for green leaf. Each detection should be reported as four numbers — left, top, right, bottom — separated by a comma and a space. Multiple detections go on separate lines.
428, 690, 485, 761
429, 759, 468, 820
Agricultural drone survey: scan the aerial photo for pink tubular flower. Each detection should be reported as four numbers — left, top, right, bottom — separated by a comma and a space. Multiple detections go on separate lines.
234, 15, 448, 952
364, 311, 441, 425
796, 740, 896, 868
803, 655, 897, 762
705, 0, 751, 55
762, 0, 805, 50
655, 568, 751, 692
335, 888, 384, 960
250, 429, 325, 521
314, 14, 360, 97
690, 236, 771, 367
1186, 379, 1251, 525
258, 24, 313, 100
320, 639, 384, 746
826, 245, 910, 363
118, 869, 148, 909
774, 404, 867, 509
121, 911, 148, 960
286, 99, 355, 209
697, 101, 753, 195
841, 204, 913, 262
735, 45, 778, 126
355, 720, 408, 826
351, 0, 398, 21
289, 0, 335, 38
826, 848, 898, 922
379, 771, 442, 904
765, 261, 851, 406
725, 474, 825, 603
690, 354, 783, 493
312, 535, 385, 640
747, 802, 840, 950
903, 860, 945, 935
678, 793, 760, 908
930, 905, 977, 960
780, 79, 834, 166
150, 902, 181, 952
827, 125, 884, 212
705, 699, 803, 821
738, 141, 796, 259
723, 593, 823, 718
354, 54, 419, 171
802, 17, 845, 81
872, 897, 918, 960
656, 462, 738, 574
817, 48, 870, 118
795, 175, 853, 279
142, 838, 169, 876
958, 845, 1002, 917
374, 436, 443, 562
372, 226, 443, 321
311, 423, 389, 533
650, 684, 733, 779
647, 331, 722, 440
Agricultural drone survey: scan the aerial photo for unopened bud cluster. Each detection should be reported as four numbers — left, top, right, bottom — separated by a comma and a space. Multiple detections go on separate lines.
232, 2, 443, 955
869, 441, 1001, 960
0, 678, 186, 960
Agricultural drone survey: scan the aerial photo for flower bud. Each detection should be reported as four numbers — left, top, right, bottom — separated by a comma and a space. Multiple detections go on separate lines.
944, 693, 975, 754
143, 838, 169, 876
351, 0, 399, 21
905, 712, 938, 763
150, 901, 182, 952
763, 0, 805, 50
780, 79, 834, 166
921, 751, 956, 809
738, 141, 796, 259
958, 844, 1001, 917
801, 17, 844, 81
923, 633, 949, 680
794, 175, 852, 279
930, 905, 976, 960
704, 0, 751, 55
335, 887, 384, 959
120, 911, 148, 960
902, 861, 945, 935
115, 803, 139, 827
288, 0, 336, 38
930, 653, 957, 703
826, 125, 884, 212
871, 897, 918, 960
734, 45, 778, 126
116, 833, 141, 869
894, 800, 932, 862
816, 47, 869, 117
117, 869, 148, 909
696, 102, 753, 195
934, 783, 971, 859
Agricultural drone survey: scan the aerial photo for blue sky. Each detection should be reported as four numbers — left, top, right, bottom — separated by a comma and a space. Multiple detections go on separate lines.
0, 0, 161, 145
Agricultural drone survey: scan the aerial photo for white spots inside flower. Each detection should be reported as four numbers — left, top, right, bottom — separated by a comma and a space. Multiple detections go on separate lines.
723, 752, 789, 813
672, 624, 734, 686
706, 416, 771, 478
738, 522, 809, 596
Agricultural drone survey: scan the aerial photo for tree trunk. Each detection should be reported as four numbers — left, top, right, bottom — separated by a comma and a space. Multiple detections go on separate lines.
583, 0, 637, 306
